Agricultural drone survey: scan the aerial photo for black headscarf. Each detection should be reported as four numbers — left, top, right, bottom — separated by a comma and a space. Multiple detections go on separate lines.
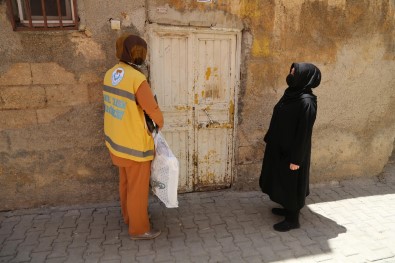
281, 62, 321, 103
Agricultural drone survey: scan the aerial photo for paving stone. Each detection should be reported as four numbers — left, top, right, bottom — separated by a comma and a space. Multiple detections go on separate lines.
171, 249, 191, 262
45, 257, 68, 263
28, 219, 48, 232
101, 260, 121, 263
169, 237, 187, 252
68, 232, 88, 248
64, 247, 86, 263
29, 251, 50, 263
53, 228, 73, 243
119, 249, 137, 262
0, 239, 23, 257
60, 216, 77, 229
86, 238, 105, 254
41, 223, 60, 237
32, 236, 56, 253
84, 252, 104, 263
206, 246, 227, 262
218, 236, 240, 253
229, 228, 250, 243
0, 256, 15, 263
0, 235, 9, 246
199, 233, 221, 249
224, 250, 245, 262
11, 244, 35, 262
152, 248, 174, 262
223, 217, 242, 230
365, 248, 395, 262
255, 245, 278, 261
88, 226, 105, 239
103, 230, 121, 245
236, 240, 260, 258
101, 244, 121, 261
47, 241, 69, 259
135, 241, 155, 257
8, 225, 31, 241
0, 178, 395, 263
0, 222, 18, 236
213, 224, 232, 239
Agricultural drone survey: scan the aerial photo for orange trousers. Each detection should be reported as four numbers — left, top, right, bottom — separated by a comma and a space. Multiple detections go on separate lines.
111, 153, 151, 235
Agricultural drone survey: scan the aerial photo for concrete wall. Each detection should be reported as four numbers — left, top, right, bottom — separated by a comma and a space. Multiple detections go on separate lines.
1, 0, 394, 210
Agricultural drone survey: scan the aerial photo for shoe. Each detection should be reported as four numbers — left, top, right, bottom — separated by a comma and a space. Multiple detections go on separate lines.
130, 229, 161, 240
271, 208, 287, 216
273, 219, 300, 232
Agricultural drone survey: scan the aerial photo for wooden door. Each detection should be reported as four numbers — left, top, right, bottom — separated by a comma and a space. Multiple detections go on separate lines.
149, 25, 240, 192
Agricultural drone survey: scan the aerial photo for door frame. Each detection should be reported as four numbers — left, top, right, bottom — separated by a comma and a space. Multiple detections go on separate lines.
147, 24, 242, 191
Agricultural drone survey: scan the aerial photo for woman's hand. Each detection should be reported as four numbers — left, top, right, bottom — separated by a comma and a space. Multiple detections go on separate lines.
290, 163, 300, 171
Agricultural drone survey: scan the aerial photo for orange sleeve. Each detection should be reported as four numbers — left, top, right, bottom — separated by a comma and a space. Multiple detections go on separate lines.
135, 81, 164, 129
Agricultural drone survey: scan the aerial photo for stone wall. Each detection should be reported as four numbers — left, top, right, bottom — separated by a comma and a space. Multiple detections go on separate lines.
0, 0, 147, 210
0, 0, 394, 210
147, 0, 395, 188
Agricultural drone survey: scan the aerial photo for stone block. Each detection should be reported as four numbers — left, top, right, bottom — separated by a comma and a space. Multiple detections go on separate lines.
0, 132, 10, 152
78, 71, 101, 84
233, 163, 261, 191
9, 105, 103, 152
0, 63, 32, 86
36, 107, 72, 124
0, 109, 37, 131
31, 63, 76, 85
237, 145, 264, 165
88, 83, 103, 103
0, 86, 46, 110
46, 84, 89, 106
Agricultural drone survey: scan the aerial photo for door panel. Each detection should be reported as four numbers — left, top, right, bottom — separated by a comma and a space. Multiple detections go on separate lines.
194, 34, 236, 190
150, 32, 194, 192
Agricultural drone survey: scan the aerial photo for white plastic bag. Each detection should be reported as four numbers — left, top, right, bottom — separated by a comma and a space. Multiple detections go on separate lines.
151, 131, 179, 208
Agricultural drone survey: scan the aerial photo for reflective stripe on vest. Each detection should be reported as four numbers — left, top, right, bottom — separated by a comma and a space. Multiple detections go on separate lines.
103, 85, 136, 102
105, 135, 154, 158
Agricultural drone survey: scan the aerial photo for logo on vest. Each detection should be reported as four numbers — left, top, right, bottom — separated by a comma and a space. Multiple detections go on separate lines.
112, 68, 125, 86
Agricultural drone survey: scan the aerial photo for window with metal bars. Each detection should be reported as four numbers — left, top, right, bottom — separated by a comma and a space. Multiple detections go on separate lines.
6, 0, 79, 31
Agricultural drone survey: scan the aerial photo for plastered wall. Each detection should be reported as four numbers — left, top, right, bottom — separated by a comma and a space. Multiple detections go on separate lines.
0, 0, 394, 210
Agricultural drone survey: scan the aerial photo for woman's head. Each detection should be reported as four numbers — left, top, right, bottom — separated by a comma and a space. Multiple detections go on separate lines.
286, 63, 321, 91
116, 34, 147, 66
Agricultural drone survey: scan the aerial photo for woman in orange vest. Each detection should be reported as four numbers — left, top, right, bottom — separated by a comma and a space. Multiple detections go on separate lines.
103, 34, 164, 240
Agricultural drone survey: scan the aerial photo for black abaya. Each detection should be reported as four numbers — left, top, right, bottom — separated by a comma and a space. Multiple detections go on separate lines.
259, 63, 321, 212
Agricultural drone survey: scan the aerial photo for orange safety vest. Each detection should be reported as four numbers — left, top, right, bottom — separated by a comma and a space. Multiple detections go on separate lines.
103, 62, 154, 162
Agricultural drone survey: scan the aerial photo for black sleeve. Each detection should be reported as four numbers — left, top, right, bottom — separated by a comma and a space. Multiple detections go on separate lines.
290, 100, 316, 165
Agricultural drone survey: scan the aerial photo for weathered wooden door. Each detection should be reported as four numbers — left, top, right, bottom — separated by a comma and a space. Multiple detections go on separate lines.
149, 25, 240, 192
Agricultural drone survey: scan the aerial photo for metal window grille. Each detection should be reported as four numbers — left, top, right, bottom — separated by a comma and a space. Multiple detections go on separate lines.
6, 0, 78, 31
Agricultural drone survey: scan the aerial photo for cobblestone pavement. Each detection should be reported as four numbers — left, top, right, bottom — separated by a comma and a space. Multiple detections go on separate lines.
1, 177, 395, 263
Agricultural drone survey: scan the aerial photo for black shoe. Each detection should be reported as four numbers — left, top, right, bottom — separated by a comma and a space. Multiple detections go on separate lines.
271, 208, 287, 216
273, 219, 300, 232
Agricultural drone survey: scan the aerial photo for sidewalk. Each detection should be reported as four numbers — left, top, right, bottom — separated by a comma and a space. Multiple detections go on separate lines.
1, 177, 395, 263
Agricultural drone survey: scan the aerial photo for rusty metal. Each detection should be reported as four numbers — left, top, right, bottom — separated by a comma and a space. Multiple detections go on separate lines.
25, 0, 33, 28
40, 0, 47, 28
56, 0, 63, 28
5, 0, 16, 30
7, 0, 78, 31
